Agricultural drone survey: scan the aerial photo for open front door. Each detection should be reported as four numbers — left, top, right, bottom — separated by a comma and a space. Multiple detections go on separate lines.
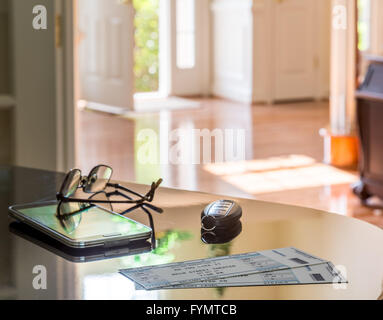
77, 0, 134, 110
164, 0, 210, 96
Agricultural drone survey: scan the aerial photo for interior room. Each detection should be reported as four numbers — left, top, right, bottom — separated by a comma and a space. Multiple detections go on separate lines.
1, 0, 383, 301
1, 0, 380, 224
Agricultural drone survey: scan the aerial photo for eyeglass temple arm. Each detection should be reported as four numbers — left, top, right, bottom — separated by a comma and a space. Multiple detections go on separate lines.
107, 178, 162, 201
107, 179, 162, 201
105, 189, 133, 200
119, 203, 157, 249
94, 190, 163, 214
88, 190, 115, 211
116, 197, 163, 214
144, 178, 163, 201
142, 202, 163, 214
139, 204, 157, 249
107, 183, 146, 198
103, 189, 162, 213
88, 190, 111, 201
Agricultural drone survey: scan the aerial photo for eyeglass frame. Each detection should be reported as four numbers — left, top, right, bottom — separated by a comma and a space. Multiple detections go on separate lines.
56, 164, 163, 208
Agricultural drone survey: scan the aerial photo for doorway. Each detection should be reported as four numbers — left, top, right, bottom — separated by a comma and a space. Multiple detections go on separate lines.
75, 0, 209, 113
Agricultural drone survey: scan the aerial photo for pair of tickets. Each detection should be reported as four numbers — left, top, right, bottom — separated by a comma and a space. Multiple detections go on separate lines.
119, 247, 347, 290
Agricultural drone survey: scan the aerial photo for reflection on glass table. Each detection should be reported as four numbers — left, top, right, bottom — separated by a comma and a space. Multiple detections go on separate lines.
9, 222, 152, 263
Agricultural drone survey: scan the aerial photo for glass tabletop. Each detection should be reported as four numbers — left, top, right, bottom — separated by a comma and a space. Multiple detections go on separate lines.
1, 166, 383, 300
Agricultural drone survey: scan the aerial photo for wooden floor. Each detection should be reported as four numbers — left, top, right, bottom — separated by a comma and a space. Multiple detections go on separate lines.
78, 98, 383, 228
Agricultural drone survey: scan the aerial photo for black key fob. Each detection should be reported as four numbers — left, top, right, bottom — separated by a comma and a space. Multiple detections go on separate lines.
201, 200, 242, 231
201, 220, 242, 244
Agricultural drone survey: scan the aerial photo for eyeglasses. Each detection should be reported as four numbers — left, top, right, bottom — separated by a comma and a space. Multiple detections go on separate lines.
56, 164, 163, 220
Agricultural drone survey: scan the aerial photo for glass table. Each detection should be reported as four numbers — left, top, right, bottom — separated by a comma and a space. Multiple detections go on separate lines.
1, 166, 383, 300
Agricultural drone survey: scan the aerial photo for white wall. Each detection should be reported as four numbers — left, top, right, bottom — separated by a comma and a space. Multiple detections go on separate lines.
370, 0, 383, 56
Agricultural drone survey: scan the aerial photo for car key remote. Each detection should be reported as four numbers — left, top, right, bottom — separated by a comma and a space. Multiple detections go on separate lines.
201, 200, 242, 231
201, 220, 242, 244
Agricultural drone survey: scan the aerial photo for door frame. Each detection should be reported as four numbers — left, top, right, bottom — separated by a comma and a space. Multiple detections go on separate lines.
56, 0, 77, 171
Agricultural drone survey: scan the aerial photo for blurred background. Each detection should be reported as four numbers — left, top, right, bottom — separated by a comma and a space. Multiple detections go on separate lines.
1, 0, 383, 228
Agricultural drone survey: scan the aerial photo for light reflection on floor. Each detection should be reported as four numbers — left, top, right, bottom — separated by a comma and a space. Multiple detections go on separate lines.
203, 155, 383, 226
78, 100, 383, 228
204, 155, 358, 195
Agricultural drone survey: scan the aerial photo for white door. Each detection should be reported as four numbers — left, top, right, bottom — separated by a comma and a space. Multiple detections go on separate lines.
77, 0, 134, 109
274, 0, 316, 101
211, 0, 255, 103
164, 0, 210, 96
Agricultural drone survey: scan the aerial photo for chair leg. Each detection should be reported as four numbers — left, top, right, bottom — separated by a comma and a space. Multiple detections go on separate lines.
352, 181, 372, 202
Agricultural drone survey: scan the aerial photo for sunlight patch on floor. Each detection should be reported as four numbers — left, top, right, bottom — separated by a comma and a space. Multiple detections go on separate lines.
204, 155, 358, 195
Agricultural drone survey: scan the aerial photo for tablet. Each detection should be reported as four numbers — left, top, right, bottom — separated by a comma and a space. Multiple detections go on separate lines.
8, 200, 152, 248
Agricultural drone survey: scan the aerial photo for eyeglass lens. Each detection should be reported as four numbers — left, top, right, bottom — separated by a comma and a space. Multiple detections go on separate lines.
58, 169, 87, 228
60, 169, 82, 198
84, 165, 113, 193
57, 201, 85, 232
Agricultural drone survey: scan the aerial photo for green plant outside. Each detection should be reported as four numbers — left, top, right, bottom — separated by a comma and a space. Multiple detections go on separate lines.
133, 0, 159, 93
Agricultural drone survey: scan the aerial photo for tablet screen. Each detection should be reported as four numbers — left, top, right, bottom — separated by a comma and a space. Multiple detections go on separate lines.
18, 204, 151, 240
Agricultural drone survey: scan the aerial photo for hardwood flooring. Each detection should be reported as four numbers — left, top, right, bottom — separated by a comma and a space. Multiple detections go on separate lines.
78, 98, 383, 228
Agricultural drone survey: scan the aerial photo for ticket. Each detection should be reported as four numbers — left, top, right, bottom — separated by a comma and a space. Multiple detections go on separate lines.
158, 262, 347, 289
119, 247, 328, 290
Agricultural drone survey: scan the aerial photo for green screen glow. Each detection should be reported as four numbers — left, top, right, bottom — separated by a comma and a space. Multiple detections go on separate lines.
20, 204, 151, 240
